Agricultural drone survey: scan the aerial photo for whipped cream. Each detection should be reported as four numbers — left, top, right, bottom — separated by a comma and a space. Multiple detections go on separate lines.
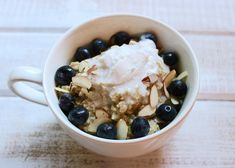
85, 39, 169, 100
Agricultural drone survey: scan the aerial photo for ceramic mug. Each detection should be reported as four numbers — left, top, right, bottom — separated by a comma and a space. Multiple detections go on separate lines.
8, 15, 199, 158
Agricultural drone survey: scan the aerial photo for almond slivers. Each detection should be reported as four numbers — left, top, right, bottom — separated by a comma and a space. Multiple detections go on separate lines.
55, 87, 69, 93
117, 119, 128, 140
138, 105, 155, 117
148, 74, 158, 83
163, 70, 176, 98
164, 70, 176, 87
129, 40, 137, 45
70, 62, 80, 70
175, 71, 188, 81
111, 112, 120, 121
72, 76, 92, 89
171, 97, 179, 105
78, 61, 90, 73
95, 109, 109, 118
87, 118, 110, 133
80, 88, 89, 96
150, 85, 158, 108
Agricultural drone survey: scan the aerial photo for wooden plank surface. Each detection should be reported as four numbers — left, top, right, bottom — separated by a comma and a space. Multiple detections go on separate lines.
0, 97, 235, 168
0, 0, 235, 167
0, 0, 234, 33
0, 33, 235, 100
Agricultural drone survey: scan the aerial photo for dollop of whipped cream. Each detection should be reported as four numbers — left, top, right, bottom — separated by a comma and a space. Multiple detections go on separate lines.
85, 39, 169, 98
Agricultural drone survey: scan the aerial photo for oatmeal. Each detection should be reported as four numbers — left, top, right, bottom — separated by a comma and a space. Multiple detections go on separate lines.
54, 31, 188, 140
74, 39, 169, 113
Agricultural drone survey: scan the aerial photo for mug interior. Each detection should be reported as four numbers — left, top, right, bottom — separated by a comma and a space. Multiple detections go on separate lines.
43, 15, 199, 143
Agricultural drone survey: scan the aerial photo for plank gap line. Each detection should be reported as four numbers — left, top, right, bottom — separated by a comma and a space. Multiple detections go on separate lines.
1, 27, 235, 36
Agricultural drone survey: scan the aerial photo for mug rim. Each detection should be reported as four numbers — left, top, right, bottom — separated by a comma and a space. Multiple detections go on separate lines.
43, 14, 200, 144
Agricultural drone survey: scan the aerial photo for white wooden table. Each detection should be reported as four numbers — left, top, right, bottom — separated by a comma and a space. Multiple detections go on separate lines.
0, 0, 235, 167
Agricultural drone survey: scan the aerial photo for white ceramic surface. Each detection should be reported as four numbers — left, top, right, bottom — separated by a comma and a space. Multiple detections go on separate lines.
8, 15, 199, 158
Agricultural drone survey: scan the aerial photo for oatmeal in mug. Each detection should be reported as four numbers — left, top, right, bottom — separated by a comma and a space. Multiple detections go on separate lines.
54, 31, 188, 140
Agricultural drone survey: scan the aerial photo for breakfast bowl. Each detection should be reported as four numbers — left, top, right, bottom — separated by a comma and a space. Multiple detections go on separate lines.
8, 14, 199, 158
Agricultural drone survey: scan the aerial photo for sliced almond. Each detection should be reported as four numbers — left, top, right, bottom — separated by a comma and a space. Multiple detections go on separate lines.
76, 72, 88, 77
70, 61, 80, 70
111, 112, 120, 121
117, 101, 128, 113
156, 82, 163, 90
72, 76, 92, 89
111, 105, 117, 112
116, 119, 128, 140
87, 91, 101, 101
70, 85, 80, 94
150, 85, 158, 108
138, 105, 156, 117
164, 70, 177, 87
171, 97, 179, 105
85, 113, 96, 125
78, 61, 90, 72
129, 40, 137, 45
61, 85, 70, 91
80, 88, 89, 96
95, 109, 109, 118
157, 62, 164, 71
156, 81, 163, 89
159, 95, 167, 104
174, 71, 188, 81
55, 87, 69, 93
163, 70, 176, 98
148, 74, 158, 83
87, 118, 110, 133
111, 45, 119, 49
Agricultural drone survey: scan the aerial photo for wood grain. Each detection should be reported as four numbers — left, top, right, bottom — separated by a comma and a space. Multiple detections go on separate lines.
185, 34, 235, 97
0, 33, 235, 100
0, 1, 234, 167
0, 32, 59, 96
0, 0, 234, 33
0, 97, 234, 167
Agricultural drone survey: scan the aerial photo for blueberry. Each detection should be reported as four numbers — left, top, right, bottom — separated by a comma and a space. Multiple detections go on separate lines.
55, 66, 76, 85
131, 117, 150, 138
97, 123, 117, 139
139, 32, 157, 44
110, 31, 131, 46
167, 80, 187, 98
156, 104, 177, 122
91, 39, 108, 55
59, 93, 74, 116
74, 47, 92, 62
68, 106, 89, 126
161, 52, 178, 66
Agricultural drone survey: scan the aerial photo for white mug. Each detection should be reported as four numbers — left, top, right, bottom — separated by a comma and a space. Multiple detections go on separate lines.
8, 15, 199, 158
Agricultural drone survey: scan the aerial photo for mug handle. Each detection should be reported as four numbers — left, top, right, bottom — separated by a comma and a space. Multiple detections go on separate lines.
8, 66, 47, 106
